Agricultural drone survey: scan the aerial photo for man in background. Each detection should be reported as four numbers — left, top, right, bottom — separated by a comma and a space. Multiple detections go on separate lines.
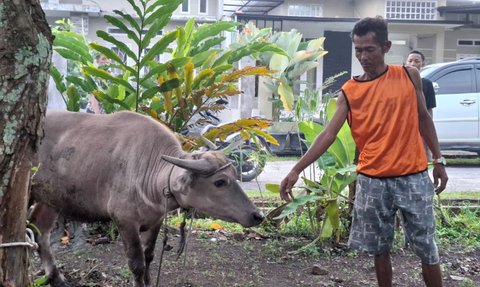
406, 50, 437, 159
406, 50, 436, 117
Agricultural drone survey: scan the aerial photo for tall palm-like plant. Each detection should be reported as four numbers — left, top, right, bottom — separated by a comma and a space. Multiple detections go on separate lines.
238, 22, 328, 112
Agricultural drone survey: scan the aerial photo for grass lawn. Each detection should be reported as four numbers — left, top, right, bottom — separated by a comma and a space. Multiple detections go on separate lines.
446, 157, 480, 166
439, 191, 480, 200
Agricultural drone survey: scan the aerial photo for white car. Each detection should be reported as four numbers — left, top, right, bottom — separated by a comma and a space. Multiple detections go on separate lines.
421, 58, 480, 155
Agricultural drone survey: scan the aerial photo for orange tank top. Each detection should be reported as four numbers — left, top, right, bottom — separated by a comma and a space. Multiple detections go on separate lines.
341, 65, 427, 177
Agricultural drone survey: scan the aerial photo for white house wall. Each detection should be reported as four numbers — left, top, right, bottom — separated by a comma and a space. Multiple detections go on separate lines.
322, 0, 356, 18
352, 0, 386, 18
445, 29, 480, 60
269, 0, 356, 18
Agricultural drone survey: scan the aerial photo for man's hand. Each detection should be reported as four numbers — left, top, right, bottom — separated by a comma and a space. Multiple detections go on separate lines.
432, 164, 448, 194
280, 170, 299, 202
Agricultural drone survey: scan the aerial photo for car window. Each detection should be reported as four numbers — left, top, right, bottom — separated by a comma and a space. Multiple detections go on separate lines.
435, 68, 474, 94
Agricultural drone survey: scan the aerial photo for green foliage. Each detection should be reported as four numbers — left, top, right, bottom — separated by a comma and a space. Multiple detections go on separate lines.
269, 91, 356, 243
436, 204, 480, 250
201, 117, 278, 145
239, 22, 327, 112
440, 191, 480, 200
50, 0, 286, 142
50, 19, 92, 111
460, 278, 476, 287
30, 275, 49, 287
444, 157, 480, 166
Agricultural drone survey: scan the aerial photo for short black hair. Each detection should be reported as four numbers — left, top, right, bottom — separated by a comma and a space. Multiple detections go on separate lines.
408, 50, 425, 62
351, 16, 389, 45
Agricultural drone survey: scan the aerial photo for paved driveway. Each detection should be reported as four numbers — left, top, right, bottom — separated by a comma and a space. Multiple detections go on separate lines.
240, 161, 480, 193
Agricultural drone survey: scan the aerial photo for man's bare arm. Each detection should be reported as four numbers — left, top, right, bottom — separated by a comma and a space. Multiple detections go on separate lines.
280, 92, 349, 201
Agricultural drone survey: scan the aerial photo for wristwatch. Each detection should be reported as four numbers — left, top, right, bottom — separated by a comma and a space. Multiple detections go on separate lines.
432, 156, 446, 166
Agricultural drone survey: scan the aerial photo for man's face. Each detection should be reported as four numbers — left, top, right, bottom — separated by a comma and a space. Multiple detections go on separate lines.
406, 53, 423, 70
353, 32, 390, 74
96, 55, 110, 66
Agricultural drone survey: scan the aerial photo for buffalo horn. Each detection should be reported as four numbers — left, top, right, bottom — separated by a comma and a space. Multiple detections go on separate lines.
161, 155, 213, 174
200, 136, 218, 150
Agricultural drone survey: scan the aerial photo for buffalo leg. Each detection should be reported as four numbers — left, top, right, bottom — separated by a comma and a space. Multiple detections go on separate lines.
29, 203, 71, 287
141, 222, 162, 286
117, 221, 146, 287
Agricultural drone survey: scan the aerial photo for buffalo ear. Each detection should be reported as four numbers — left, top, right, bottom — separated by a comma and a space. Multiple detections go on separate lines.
172, 172, 193, 194
161, 155, 215, 175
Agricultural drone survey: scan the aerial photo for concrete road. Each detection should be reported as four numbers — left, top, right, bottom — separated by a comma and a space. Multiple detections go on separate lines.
239, 161, 480, 193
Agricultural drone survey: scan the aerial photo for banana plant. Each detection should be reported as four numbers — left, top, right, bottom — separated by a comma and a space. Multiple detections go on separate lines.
238, 22, 328, 111
271, 95, 356, 242
298, 119, 356, 241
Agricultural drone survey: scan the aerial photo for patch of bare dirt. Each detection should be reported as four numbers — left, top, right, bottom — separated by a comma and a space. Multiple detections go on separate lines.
30, 226, 480, 287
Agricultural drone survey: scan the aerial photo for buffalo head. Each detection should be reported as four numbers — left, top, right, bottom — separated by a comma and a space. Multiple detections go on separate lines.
162, 151, 264, 227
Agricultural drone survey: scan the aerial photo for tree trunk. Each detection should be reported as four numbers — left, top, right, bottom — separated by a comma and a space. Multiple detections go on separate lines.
0, 1, 52, 286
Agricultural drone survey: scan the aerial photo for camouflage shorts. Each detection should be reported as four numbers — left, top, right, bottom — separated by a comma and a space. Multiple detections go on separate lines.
348, 171, 439, 265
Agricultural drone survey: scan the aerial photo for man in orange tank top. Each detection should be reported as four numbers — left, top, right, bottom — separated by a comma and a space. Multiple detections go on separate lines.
280, 17, 448, 287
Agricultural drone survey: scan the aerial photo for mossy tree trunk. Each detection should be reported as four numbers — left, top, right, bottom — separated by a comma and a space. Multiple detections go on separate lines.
0, 1, 52, 286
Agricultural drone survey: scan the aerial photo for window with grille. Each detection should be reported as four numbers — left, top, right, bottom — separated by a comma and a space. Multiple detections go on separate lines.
457, 39, 480, 46
288, 4, 323, 17
385, 1, 437, 20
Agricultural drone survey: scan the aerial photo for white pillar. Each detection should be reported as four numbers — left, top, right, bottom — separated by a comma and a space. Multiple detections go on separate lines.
433, 30, 445, 63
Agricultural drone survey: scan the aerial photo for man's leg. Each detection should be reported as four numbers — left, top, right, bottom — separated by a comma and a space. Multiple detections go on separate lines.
396, 171, 442, 287
422, 263, 443, 287
374, 252, 392, 287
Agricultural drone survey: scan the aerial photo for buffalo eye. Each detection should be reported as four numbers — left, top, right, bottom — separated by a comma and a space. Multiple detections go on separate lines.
214, 179, 226, 188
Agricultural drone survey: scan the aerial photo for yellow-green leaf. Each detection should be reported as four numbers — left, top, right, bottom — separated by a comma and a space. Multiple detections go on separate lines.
164, 91, 173, 115
192, 68, 215, 90
278, 82, 294, 111
250, 128, 279, 145
221, 66, 273, 82
266, 183, 280, 193
184, 62, 194, 97
307, 37, 326, 51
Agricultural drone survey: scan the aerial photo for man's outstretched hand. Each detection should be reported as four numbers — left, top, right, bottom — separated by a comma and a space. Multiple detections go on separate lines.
280, 170, 299, 202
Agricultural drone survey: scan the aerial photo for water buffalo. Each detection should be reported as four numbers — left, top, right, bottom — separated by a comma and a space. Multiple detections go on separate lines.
29, 111, 264, 287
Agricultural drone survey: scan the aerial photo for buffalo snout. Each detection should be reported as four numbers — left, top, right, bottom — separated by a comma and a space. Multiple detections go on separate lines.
246, 210, 264, 227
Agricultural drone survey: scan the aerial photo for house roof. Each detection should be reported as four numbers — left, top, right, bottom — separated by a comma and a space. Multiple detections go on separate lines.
234, 13, 467, 26
232, 13, 466, 32
437, 5, 480, 15
223, 0, 284, 15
